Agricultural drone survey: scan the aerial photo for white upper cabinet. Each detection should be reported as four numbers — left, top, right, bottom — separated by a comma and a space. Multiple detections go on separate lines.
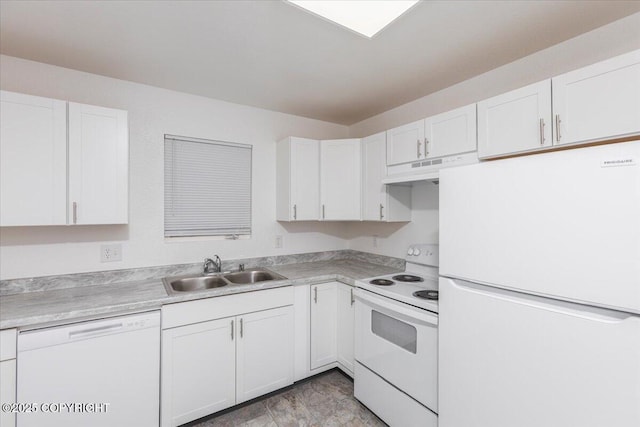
425, 104, 477, 158
552, 50, 640, 146
478, 50, 640, 158
386, 105, 476, 167
362, 132, 411, 222
68, 102, 128, 225
478, 80, 552, 158
320, 138, 361, 220
0, 91, 67, 226
276, 137, 319, 221
0, 91, 129, 226
386, 120, 425, 166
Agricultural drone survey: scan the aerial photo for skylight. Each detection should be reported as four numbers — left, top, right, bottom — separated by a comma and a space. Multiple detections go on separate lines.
287, 0, 419, 38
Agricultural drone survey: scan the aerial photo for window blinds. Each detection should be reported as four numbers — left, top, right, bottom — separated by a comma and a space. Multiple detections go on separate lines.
164, 135, 252, 237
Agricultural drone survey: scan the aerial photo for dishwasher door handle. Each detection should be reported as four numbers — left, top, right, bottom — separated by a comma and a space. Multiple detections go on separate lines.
68, 323, 124, 339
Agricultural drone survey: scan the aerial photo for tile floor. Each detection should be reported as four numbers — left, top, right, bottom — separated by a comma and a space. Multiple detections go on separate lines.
185, 369, 387, 427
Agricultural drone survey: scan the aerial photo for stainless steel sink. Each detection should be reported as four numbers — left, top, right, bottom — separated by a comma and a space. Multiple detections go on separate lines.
164, 275, 229, 292
224, 269, 286, 284
162, 267, 287, 294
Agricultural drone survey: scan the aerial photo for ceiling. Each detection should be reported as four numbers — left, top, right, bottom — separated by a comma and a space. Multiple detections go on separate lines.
1, 1, 639, 125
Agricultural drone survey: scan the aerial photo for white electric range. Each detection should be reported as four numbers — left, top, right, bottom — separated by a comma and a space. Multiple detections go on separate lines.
354, 244, 439, 427
356, 243, 439, 313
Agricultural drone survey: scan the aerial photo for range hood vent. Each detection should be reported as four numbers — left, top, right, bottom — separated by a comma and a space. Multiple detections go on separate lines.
383, 151, 478, 184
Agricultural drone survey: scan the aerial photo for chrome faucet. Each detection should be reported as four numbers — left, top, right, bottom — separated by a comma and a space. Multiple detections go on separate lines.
203, 255, 222, 274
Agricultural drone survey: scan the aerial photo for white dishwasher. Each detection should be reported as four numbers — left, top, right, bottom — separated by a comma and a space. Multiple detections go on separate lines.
17, 311, 160, 427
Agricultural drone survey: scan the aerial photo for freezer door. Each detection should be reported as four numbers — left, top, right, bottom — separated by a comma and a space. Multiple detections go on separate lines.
439, 278, 640, 427
440, 141, 640, 313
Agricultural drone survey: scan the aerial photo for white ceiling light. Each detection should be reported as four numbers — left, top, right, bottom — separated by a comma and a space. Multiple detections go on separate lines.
287, 0, 419, 38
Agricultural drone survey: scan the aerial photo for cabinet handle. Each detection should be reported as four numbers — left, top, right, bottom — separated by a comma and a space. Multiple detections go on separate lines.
350, 288, 355, 306
240, 318, 244, 338
539, 118, 546, 145
231, 320, 234, 340
322, 205, 325, 219
72, 202, 78, 224
425, 138, 429, 156
379, 204, 384, 220
555, 114, 562, 142
293, 204, 297, 220
314, 287, 318, 303
416, 139, 421, 158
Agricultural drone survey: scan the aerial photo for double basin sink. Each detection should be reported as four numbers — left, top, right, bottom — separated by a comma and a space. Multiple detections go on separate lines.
162, 268, 287, 294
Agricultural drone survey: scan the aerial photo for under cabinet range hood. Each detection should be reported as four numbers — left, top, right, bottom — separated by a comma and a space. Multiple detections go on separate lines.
383, 151, 478, 184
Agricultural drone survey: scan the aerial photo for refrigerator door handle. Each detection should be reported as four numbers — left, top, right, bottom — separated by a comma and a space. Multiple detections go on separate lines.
451, 279, 632, 323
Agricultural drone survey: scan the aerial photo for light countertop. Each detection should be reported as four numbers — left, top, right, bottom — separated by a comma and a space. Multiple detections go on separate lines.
0, 259, 401, 330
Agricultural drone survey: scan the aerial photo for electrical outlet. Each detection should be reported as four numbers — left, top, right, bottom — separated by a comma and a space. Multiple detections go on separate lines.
275, 235, 283, 249
101, 244, 122, 262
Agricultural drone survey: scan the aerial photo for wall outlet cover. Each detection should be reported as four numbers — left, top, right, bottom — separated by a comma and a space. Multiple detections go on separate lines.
101, 244, 123, 262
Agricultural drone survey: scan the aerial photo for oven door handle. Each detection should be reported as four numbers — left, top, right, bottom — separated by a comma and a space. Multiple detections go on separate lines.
355, 289, 438, 326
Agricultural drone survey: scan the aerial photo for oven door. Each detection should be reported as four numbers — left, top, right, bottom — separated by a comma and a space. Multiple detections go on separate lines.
354, 288, 438, 412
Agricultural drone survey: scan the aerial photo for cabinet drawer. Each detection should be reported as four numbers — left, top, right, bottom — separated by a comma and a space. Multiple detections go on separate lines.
0, 329, 17, 361
162, 286, 294, 329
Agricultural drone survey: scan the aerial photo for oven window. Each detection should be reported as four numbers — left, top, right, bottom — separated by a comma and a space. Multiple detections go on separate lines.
371, 310, 417, 354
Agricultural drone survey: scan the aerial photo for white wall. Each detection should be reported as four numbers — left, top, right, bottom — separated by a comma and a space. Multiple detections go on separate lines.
2, 14, 639, 278
349, 13, 640, 138
347, 182, 439, 257
0, 55, 350, 279
346, 13, 640, 259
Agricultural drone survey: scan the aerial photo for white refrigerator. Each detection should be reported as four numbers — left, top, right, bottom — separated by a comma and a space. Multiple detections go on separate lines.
438, 141, 640, 427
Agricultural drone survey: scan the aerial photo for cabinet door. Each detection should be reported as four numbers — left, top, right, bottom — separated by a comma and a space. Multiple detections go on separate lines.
320, 139, 361, 220
0, 360, 16, 427
293, 284, 311, 381
0, 91, 67, 226
68, 102, 128, 225
425, 104, 477, 158
236, 306, 294, 403
362, 132, 386, 221
553, 49, 640, 146
291, 137, 320, 220
478, 80, 552, 158
161, 318, 236, 427
386, 119, 425, 166
336, 284, 355, 375
310, 282, 338, 370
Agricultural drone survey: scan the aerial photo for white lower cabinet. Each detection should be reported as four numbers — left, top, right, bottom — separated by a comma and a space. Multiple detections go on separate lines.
236, 307, 294, 403
161, 288, 294, 427
310, 282, 338, 370
162, 319, 236, 427
0, 329, 17, 427
308, 282, 355, 376
336, 283, 355, 374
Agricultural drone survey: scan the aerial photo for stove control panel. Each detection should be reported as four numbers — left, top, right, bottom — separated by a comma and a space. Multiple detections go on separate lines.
406, 244, 439, 267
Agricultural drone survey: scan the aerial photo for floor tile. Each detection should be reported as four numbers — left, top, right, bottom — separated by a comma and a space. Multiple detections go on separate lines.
188, 370, 387, 427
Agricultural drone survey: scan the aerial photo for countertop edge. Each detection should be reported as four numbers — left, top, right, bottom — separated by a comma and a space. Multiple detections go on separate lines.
0, 271, 377, 330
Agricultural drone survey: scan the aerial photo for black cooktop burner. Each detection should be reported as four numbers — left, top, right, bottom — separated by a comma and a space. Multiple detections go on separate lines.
392, 274, 424, 283
369, 279, 395, 286
413, 290, 439, 300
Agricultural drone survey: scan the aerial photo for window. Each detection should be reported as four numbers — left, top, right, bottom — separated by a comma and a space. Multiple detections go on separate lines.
164, 134, 252, 237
